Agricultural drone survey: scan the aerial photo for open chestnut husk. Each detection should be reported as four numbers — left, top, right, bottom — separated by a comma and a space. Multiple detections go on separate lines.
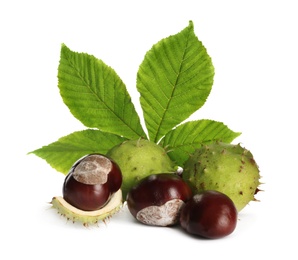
179, 190, 238, 239
63, 154, 122, 211
126, 173, 192, 226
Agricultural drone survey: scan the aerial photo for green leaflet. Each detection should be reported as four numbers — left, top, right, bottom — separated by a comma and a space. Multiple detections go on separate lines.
58, 44, 146, 140
160, 120, 241, 166
30, 21, 241, 175
29, 129, 127, 174
137, 21, 214, 143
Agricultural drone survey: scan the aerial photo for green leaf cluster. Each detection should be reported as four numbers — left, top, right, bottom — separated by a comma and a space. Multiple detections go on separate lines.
29, 21, 240, 174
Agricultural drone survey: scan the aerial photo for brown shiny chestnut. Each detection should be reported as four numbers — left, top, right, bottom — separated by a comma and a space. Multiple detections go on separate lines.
126, 173, 192, 226
179, 190, 238, 239
63, 154, 122, 211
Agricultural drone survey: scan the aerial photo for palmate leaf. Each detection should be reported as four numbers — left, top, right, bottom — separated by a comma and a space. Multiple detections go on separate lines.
160, 119, 241, 166
137, 21, 214, 143
29, 129, 127, 174
30, 22, 241, 178
58, 44, 146, 140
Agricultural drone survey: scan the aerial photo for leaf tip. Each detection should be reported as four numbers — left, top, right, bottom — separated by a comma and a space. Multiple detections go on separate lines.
235, 131, 242, 138
60, 43, 70, 54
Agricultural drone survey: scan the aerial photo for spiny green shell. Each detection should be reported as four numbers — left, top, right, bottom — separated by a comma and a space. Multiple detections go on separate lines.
51, 189, 123, 226
183, 142, 261, 211
107, 139, 176, 200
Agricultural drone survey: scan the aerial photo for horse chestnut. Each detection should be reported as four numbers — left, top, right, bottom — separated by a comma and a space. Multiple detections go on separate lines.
63, 154, 122, 211
179, 190, 238, 239
126, 173, 192, 226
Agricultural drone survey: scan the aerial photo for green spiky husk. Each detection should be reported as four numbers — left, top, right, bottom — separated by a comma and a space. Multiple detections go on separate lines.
183, 142, 261, 211
51, 189, 123, 226
107, 139, 177, 200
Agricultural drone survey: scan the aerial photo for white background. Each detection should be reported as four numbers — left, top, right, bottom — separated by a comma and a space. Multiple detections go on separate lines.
1, 0, 297, 259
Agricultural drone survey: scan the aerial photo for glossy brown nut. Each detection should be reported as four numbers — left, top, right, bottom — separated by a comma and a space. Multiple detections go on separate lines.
179, 190, 238, 239
106, 158, 122, 193
63, 154, 122, 211
126, 173, 192, 226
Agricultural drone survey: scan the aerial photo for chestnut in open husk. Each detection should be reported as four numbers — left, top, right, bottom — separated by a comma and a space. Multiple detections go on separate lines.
63, 154, 122, 211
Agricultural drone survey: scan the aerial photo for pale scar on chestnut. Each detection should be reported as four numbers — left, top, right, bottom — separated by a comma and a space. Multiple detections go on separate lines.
136, 199, 184, 226
73, 154, 112, 185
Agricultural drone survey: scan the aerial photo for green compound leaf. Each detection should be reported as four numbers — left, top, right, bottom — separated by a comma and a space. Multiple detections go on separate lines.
58, 44, 146, 140
29, 129, 127, 174
137, 21, 214, 143
160, 119, 241, 166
